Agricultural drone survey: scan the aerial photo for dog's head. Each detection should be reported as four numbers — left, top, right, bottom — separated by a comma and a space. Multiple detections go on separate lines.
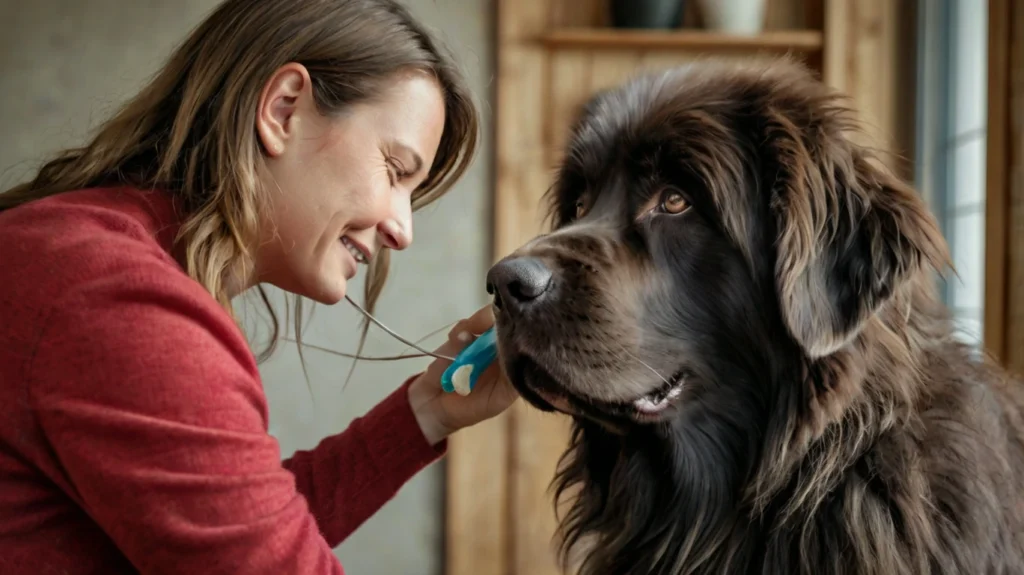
488, 58, 949, 431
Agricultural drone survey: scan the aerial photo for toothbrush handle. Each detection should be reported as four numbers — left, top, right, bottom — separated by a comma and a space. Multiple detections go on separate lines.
441, 326, 498, 394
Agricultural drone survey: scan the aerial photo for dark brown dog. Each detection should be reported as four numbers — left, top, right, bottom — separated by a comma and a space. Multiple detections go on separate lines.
486, 58, 1024, 575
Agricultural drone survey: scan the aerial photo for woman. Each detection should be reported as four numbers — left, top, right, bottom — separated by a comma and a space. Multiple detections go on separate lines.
0, 0, 516, 573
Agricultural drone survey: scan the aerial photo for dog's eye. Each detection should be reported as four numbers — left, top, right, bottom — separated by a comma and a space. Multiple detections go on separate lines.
660, 190, 689, 214
575, 198, 587, 219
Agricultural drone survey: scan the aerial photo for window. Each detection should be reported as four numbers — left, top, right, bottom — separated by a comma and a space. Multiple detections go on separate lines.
915, 0, 988, 348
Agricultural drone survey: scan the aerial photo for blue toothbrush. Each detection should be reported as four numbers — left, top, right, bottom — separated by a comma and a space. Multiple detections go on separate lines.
441, 326, 498, 395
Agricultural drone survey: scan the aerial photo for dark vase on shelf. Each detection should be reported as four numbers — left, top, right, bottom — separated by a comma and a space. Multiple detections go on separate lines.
609, 0, 684, 29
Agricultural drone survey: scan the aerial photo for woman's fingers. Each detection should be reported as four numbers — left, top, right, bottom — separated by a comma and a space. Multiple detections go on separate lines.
463, 305, 495, 335
446, 305, 494, 343
475, 361, 518, 403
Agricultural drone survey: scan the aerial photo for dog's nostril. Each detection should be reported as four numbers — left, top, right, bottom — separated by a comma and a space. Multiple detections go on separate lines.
486, 256, 553, 309
507, 280, 534, 302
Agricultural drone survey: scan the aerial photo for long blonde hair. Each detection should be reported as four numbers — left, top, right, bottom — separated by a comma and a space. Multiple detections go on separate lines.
0, 0, 479, 362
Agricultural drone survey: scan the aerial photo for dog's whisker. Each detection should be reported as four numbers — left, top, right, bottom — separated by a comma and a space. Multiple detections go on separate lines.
615, 340, 670, 386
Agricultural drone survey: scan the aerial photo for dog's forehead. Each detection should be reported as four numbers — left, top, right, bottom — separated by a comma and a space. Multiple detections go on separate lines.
566, 68, 692, 170
564, 58, 820, 168
563, 63, 758, 183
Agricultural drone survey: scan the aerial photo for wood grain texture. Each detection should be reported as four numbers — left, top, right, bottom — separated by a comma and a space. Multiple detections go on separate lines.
444, 414, 510, 575
492, 0, 552, 253
822, 0, 917, 176
985, 0, 1010, 363
589, 51, 644, 91
988, 0, 1024, 373
1009, 0, 1024, 374
825, 0, 897, 159
822, 0, 851, 92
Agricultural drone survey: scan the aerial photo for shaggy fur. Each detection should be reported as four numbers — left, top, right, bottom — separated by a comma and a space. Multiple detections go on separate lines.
486, 58, 1024, 575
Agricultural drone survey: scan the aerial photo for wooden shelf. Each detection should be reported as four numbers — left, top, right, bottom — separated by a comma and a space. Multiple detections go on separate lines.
540, 28, 824, 53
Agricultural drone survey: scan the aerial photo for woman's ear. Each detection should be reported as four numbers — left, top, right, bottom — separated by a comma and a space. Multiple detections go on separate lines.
256, 62, 313, 157
766, 106, 951, 358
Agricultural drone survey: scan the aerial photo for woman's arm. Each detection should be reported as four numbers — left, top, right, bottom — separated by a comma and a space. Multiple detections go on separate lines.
27, 261, 440, 574
281, 376, 445, 547
282, 302, 519, 547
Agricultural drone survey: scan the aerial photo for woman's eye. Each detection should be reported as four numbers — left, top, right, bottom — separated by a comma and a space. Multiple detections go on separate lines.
386, 157, 407, 185
660, 190, 689, 214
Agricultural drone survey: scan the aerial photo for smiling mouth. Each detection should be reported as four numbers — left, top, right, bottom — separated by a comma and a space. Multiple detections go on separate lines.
341, 236, 369, 264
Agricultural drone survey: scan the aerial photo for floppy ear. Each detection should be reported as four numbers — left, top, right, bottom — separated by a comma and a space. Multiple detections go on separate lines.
766, 107, 950, 358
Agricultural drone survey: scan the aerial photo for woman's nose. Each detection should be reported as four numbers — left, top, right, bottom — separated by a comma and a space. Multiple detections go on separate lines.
378, 218, 411, 250
377, 192, 413, 250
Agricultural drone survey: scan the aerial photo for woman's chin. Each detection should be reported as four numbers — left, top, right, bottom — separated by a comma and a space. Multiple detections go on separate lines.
264, 261, 353, 305
313, 280, 348, 305
294, 272, 349, 305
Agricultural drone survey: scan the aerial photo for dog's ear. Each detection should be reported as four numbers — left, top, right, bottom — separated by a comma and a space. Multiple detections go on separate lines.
766, 104, 950, 358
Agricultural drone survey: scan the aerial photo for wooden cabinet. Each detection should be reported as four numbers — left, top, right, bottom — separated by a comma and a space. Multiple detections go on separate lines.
445, 1, 918, 574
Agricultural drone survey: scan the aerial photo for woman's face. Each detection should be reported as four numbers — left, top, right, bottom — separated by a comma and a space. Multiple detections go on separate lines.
253, 64, 446, 304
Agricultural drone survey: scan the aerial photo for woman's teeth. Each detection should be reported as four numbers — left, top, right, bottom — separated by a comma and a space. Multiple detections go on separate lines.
341, 237, 367, 264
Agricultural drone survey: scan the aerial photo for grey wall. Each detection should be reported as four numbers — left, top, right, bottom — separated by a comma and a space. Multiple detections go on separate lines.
0, 1, 494, 573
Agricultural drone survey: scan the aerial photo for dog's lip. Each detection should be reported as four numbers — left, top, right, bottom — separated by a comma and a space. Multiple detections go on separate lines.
578, 370, 687, 422
534, 388, 574, 412
631, 371, 687, 414
511, 353, 688, 423
504, 354, 578, 415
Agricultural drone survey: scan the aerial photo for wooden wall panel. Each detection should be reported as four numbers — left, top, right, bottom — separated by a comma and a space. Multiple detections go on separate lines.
508, 409, 574, 575
590, 51, 645, 91
822, 0, 917, 176
1010, 1, 1024, 372
546, 50, 594, 166
985, 0, 1009, 363
639, 51, 706, 71
984, 0, 1023, 369
492, 0, 552, 251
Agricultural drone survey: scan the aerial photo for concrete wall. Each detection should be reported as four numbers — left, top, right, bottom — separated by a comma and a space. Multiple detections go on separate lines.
0, 1, 494, 573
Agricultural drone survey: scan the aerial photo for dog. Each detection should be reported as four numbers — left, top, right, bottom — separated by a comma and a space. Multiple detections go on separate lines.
485, 58, 1024, 575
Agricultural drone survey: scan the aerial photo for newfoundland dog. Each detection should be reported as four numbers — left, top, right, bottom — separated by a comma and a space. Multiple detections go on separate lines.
485, 58, 1024, 575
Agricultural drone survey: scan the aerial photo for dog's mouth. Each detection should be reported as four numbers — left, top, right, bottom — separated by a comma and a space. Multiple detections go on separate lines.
507, 355, 687, 424
631, 372, 687, 416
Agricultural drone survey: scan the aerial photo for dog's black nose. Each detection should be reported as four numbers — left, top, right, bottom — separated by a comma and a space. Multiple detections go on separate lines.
486, 256, 552, 311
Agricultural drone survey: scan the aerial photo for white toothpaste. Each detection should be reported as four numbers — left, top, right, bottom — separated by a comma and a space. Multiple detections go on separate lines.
451, 364, 475, 396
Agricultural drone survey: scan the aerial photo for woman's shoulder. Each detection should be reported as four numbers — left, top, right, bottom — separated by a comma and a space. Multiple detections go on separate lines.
0, 186, 268, 436
0, 186, 265, 417
1, 185, 181, 266
0, 185, 254, 374
1, 186, 198, 304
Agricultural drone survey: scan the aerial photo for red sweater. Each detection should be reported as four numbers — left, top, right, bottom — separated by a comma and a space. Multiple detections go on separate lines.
0, 186, 446, 574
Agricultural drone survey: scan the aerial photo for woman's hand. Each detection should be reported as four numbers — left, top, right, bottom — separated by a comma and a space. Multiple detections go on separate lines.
408, 305, 518, 445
